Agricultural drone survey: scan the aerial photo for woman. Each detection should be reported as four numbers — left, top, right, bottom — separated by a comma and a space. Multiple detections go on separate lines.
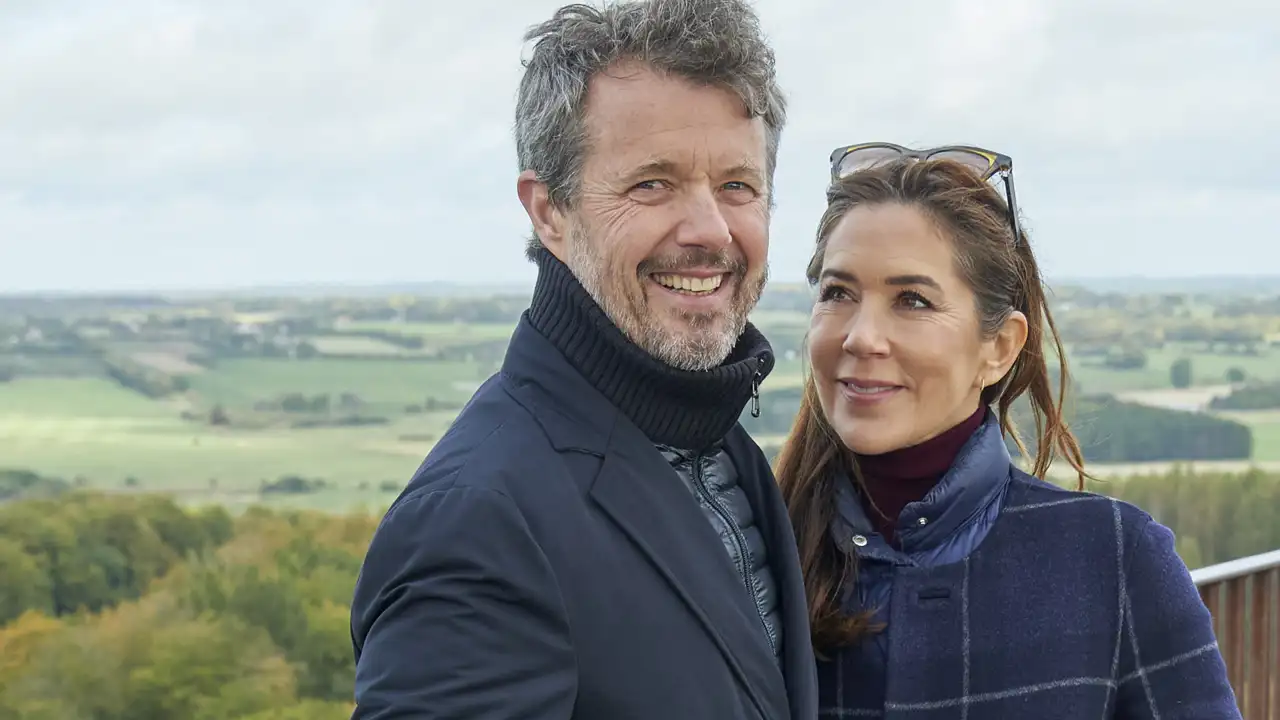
776, 147, 1240, 719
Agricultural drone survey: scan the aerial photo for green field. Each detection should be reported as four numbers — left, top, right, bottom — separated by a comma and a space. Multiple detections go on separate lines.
0, 377, 181, 418
186, 357, 492, 409
1219, 410, 1280, 462
765, 356, 807, 387
341, 321, 516, 348
1069, 345, 1279, 394
307, 335, 429, 357
0, 373, 460, 512
1251, 421, 1280, 461
749, 310, 811, 328
4, 314, 1279, 513
0, 325, 518, 512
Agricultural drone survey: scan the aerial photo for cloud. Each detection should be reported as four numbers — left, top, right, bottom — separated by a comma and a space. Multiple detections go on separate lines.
0, 0, 1275, 291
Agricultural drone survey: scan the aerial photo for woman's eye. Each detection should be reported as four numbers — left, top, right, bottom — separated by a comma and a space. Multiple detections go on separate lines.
899, 291, 931, 310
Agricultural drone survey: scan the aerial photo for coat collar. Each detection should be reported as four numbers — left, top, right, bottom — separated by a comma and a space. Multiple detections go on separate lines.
830, 409, 1013, 557
523, 249, 774, 451
499, 315, 617, 455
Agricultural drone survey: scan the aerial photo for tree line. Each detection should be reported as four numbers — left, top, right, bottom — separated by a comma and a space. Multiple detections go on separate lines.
0, 463, 1277, 718
1210, 380, 1280, 411
1035, 394, 1253, 462
0, 490, 371, 719
0, 489, 233, 624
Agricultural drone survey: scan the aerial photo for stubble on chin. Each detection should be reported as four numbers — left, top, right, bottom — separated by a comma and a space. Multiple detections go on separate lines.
629, 267, 766, 372
564, 226, 766, 372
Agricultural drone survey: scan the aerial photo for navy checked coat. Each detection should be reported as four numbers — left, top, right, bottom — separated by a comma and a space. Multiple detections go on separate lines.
818, 411, 1241, 719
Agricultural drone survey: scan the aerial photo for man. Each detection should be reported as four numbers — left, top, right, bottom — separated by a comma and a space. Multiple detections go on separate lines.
350, 0, 817, 717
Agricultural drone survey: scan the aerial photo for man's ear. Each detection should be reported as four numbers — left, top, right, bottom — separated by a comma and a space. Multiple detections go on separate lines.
517, 170, 568, 262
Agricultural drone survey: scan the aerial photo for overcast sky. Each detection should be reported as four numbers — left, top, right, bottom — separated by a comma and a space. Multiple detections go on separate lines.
1, 0, 1275, 292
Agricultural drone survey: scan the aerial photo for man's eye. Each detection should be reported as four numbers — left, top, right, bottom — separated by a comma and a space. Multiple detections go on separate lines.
818, 285, 851, 302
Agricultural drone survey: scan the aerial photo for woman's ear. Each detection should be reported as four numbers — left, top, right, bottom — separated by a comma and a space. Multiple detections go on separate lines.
983, 309, 1029, 383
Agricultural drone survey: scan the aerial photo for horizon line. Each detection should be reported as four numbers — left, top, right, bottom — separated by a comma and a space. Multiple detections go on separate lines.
4, 273, 1280, 298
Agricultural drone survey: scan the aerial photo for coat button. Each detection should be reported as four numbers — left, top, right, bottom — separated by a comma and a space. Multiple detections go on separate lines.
852, 534, 868, 547
917, 517, 928, 526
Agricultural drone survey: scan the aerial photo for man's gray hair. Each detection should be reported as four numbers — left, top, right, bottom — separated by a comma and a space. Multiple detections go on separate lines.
514, 0, 788, 261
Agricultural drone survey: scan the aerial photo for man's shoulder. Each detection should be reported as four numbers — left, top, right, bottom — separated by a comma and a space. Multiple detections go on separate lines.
399, 379, 552, 494
387, 373, 607, 522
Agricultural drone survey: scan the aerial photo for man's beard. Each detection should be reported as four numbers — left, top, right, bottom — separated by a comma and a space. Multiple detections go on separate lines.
564, 223, 767, 372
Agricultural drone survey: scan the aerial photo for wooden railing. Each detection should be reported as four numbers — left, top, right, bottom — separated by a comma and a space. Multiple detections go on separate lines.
1192, 549, 1280, 719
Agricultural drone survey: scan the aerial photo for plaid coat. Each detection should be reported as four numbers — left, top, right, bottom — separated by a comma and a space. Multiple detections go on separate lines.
819, 413, 1240, 719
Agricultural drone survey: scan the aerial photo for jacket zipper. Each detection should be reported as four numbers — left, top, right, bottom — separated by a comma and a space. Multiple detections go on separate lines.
750, 369, 762, 418
691, 452, 777, 654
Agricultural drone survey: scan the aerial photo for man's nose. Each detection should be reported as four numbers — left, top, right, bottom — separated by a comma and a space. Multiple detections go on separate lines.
672, 187, 733, 250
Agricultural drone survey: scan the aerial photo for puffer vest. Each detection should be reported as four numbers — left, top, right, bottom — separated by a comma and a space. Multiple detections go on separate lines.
659, 443, 783, 660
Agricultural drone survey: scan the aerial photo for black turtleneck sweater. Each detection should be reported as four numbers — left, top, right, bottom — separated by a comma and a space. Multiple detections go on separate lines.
524, 248, 775, 451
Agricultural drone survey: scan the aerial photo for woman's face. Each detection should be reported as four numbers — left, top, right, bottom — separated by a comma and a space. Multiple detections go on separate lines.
807, 203, 1026, 456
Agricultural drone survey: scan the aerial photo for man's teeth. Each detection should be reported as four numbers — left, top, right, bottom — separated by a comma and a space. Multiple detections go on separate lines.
653, 273, 723, 293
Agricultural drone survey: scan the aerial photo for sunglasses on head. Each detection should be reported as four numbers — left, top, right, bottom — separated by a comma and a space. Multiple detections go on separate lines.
828, 142, 1022, 245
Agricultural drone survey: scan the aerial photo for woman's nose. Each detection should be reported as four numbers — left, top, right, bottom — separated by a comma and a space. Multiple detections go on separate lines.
841, 308, 891, 358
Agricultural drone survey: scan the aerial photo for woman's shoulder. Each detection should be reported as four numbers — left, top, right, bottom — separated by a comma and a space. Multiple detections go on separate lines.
991, 472, 1232, 711
1000, 466, 1159, 548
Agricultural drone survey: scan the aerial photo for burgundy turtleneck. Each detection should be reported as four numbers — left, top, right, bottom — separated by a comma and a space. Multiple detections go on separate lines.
854, 405, 987, 547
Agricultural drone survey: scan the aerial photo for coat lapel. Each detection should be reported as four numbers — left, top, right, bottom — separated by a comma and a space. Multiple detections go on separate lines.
589, 419, 789, 720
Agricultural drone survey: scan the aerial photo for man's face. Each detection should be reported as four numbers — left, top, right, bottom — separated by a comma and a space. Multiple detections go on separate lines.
548, 63, 771, 371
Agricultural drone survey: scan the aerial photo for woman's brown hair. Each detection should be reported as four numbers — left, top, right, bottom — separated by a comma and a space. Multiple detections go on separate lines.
775, 157, 1091, 657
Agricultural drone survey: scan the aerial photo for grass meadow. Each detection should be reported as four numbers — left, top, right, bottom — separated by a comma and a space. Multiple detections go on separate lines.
1069, 345, 1279, 395
2, 318, 1277, 513
185, 357, 493, 410
0, 369, 463, 513
340, 321, 517, 347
